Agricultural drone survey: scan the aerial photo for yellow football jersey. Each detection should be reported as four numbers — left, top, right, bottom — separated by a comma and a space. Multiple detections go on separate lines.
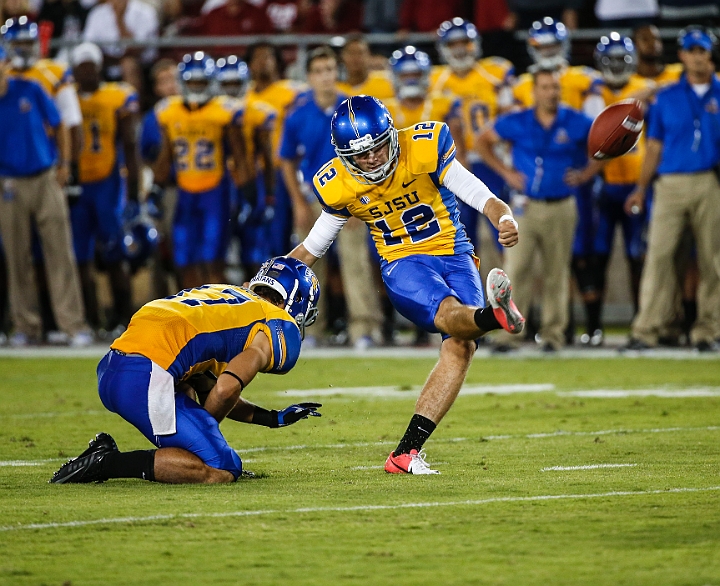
336, 71, 395, 100
430, 58, 514, 154
630, 62, 683, 88
513, 66, 603, 110
247, 79, 308, 163
155, 96, 242, 193
240, 94, 277, 172
312, 122, 473, 263
112, 284, 302, 379
10, 58, 72, 98
384, 94, 461, 129
600, 77, 654, 185
78, 82, 139, 184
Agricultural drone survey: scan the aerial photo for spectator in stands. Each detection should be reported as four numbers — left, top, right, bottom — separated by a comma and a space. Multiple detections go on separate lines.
625, 27, 720, 352
37, 0, 89, 58
198, 0, 273, 36
658, 1, 720, 27
302, 0, 362, 34
595, 0, 658, 28
83, 0, 158, 88
398, 0, 466, 33
363, 0, 401, 33
477, 68, 601, 352
507, 0, 582, 30
0, 45, 91, 347
265, 0, 307, 32
279, 46, 381, 348
473, 0, 521, 64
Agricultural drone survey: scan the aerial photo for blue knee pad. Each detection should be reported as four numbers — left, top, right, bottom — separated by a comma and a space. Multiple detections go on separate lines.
382, 254, 484, 334
97, 351, 242, 479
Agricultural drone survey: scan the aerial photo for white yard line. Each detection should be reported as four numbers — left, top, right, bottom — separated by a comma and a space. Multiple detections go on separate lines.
541, 464, 638, 472
280, 383, 555, 398
559, 389, 720, 398
4, 425, 718, 467
2, 486, 718, 532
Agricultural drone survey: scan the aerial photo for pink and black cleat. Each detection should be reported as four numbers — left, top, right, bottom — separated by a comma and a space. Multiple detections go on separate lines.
486, 268, 525, 334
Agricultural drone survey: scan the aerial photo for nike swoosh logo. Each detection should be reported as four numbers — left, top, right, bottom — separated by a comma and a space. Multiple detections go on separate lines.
402, 179, 417, 188
386, 263, 398, 276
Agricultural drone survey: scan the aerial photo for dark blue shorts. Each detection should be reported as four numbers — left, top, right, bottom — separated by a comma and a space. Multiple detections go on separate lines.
71, 169, 124, 264
381, 253, 485, 335
594, 183, 646, 259
97, 350, 242, 479
173, 185, 229, 268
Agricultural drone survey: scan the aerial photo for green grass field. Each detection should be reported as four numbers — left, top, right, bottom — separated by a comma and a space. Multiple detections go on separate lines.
1, 355, 720, 585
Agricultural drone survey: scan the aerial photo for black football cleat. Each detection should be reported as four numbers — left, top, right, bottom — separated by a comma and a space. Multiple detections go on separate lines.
49, 433, 118, 484
75, 432, 118, 460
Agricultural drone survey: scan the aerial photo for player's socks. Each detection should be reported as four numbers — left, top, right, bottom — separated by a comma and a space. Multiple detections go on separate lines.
586, 299, 602, 334
473, 306, 501, 333
100, 450, 156, 481
394, 414, 437, 455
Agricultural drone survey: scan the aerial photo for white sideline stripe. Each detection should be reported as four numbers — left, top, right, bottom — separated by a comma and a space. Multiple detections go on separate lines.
541, 463, 638, 472
239, 425, 720, 453
0, 459, 65, 467
3, 486, 719, 533
1, 410, 107, 419
560, 388, 720, 398
280, 383, 556, 398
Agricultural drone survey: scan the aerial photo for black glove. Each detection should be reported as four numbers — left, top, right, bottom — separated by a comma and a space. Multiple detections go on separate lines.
276, 402, 322, 427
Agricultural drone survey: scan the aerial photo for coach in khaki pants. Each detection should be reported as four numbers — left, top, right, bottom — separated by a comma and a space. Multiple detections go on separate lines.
0, 48, 89, 346
478, 67, 601, 350
625, 27, 720, 351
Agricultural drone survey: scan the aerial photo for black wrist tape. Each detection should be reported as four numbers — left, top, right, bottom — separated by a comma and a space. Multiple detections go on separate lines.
251, 406, 279, 428
220, 370, 245, 390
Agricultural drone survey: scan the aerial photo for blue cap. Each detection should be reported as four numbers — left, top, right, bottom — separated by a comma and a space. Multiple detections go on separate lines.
679, 28, 714, 51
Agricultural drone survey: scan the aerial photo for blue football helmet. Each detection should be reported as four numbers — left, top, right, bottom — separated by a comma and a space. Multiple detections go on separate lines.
249, 256, 320, 339
331, 95, 399, 185
595, 32, 636, 86
437, 17, 480, 72
1, 16, 39, 70
216, 55, 249, 98
389, 46, 431, 100
178, 52, 216, 103
121, 206, 159, 272
527, 17, 569, 69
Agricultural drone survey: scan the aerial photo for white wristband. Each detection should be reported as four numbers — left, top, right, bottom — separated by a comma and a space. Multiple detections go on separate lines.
499, 214, 517, 229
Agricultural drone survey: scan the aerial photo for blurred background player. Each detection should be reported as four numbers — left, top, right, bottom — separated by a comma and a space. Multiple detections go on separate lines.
245, 42, 308, 258
513, 16, 605, 344
591, 33, 653, 344
631, 24, 684, 86
431, 18, 515, 258
217, 55, 277, 276
71, 42, 141, 336
3, 16, 83, 179
0, 44, 91, 347
280, 46, 382, 347
478, 68, 602, 352
50, 257, 322, 485
336, 34, 394, 100
289, 95, 524, 472
153, 52, 250, 289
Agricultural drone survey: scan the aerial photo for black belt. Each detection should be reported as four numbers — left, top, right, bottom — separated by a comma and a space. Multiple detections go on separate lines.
533, 195, 573, 203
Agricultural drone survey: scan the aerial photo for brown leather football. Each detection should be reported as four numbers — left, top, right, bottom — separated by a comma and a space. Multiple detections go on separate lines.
588, 99, 644, 160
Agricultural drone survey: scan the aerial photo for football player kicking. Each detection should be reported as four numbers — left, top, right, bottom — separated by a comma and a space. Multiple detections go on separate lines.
50, 257, 322, 485
289, 95, 524, 475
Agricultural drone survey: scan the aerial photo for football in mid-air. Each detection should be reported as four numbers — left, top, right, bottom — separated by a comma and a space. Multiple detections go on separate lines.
587, 99, 644, 160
